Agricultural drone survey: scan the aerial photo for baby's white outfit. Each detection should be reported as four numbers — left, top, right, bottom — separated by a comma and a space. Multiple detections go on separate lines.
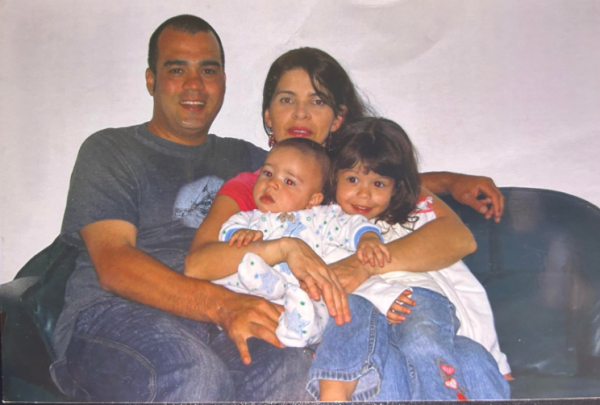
215, 205, 381, 347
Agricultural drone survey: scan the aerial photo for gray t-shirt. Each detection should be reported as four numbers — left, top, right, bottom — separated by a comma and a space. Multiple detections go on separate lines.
52, 123, 267, 358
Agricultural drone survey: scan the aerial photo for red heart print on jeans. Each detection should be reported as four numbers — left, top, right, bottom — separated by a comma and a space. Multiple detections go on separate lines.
444, 378, 458, 390
440, 364, 455, 376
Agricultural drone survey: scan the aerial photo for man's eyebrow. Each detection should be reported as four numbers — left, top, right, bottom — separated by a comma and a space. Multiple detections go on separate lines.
200, 60, 222, 68
162, 59, 222, 68
163, 59, 188, 67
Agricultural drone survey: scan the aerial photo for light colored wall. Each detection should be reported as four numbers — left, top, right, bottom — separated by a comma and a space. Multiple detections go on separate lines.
1, 0, 599, 283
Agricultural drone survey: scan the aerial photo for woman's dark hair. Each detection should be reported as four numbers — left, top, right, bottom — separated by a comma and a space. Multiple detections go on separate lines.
327, 117, 421, 227
262, 47, 372, 145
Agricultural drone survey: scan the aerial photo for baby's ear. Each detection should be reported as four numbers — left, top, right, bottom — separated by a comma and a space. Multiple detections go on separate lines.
306, 192, 324, 209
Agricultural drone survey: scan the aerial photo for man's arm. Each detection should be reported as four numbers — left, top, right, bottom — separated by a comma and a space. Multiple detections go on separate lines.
81, 219, 284, 365
420, 172, 504, 222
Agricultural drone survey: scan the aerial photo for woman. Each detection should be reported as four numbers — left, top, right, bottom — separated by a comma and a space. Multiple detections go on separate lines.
184, 48, 508, 400
185, 47, 499, 321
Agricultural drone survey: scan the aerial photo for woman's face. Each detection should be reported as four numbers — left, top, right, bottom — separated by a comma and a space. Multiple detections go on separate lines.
264, 69, 344, 146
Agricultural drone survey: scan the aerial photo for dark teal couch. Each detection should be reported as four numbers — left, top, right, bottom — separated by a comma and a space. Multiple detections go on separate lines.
2, 187, 600, 401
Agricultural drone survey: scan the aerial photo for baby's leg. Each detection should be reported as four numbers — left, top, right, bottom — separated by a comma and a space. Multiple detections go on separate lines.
237, 252, 286, 300
389, 287, 469, 401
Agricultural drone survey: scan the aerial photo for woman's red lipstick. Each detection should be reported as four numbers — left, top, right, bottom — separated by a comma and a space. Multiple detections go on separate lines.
287, 126, 312, 137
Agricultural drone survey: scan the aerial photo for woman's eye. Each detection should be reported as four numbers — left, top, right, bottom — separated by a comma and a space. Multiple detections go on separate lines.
280, 97, 293, 104
313, 99, 324, 106
285, 179, 295, 186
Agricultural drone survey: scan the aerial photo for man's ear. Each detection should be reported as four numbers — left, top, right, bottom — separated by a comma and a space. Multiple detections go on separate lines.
330, 105, 348, 133
145, 68, 155, 96
306, 192, 324, 209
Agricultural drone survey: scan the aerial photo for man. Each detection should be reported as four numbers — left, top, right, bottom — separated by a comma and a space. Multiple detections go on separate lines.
49, 14, 504, 402
49, 15, 317, 402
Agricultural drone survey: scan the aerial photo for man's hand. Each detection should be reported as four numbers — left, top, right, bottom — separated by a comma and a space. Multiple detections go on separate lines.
386, 290, 415, 324
278, 238, 350, 325
215, 292, 284, 365
229, 229, 264, 247
356, 232, 391, 267
421, 172, 504, 222
448, 174, 504, 222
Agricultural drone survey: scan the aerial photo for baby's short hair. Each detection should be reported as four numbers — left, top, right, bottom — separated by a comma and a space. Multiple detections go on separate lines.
272, 138, 331, 189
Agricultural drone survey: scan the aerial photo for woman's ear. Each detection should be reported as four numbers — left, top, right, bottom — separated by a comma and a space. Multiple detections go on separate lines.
330, 105, 348, 133
264, 109, 273, 129
306, 192, 324, 209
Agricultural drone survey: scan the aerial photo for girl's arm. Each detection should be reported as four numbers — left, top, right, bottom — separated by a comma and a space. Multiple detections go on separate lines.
330, 187, 477, 293
184, 194, 350, 324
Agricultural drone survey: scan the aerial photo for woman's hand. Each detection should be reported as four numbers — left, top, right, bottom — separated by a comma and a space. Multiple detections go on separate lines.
386, 290, 415, 324
328, 255, 373, 293
278, 238, 351, 325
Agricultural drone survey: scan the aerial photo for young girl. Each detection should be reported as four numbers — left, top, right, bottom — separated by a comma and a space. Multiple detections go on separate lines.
307, 117, 511, 401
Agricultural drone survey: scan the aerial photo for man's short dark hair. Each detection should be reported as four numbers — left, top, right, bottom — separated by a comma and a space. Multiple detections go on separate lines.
148, 14, 225, 75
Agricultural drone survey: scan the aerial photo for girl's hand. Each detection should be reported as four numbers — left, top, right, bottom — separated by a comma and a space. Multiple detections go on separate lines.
228, 229, 264, 247
386, 290, 415, 324
278, 238, 350, 325
357, 232, 391, 267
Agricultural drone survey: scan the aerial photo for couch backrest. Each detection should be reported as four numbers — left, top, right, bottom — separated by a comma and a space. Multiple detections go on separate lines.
441, 187, 600, 377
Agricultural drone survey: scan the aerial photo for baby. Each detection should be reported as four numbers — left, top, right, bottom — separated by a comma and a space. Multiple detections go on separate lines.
213, 138, 388, 347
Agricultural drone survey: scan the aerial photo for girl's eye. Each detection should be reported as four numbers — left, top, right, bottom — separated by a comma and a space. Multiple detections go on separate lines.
263, 170, 272, 177
347, 176, 358, 183
285, 179, 295, 186
374, 181, 384, 188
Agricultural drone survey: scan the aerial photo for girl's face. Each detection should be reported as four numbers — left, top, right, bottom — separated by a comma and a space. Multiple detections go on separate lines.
264, 69, 345, 146
335, 164, 395, 220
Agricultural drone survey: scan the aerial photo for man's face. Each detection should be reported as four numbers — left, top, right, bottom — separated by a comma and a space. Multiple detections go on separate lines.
146, 28, 225, 145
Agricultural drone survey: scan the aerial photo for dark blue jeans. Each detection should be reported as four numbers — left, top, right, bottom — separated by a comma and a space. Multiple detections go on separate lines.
50, 297, 314, 402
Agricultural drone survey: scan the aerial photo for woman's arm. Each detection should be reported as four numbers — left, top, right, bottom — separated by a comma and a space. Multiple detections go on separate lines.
184, 194, 351, 324
331, 187, 477, 293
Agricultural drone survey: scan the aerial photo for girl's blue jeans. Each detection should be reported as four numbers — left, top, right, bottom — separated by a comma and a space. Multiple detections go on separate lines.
50, 297, 315, 402
308, 289, 510, 401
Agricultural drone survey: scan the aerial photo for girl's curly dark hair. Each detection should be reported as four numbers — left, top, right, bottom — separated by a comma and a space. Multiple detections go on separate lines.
327, 117, 421, 227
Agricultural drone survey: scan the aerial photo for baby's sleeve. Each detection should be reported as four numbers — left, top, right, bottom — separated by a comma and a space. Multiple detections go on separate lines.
219, 210, 254, 242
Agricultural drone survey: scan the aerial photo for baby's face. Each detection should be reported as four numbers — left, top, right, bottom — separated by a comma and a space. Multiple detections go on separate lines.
253, 146, 324, 213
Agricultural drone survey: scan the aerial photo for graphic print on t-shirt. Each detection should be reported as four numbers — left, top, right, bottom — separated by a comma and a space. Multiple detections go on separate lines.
173, 175, 224, 228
